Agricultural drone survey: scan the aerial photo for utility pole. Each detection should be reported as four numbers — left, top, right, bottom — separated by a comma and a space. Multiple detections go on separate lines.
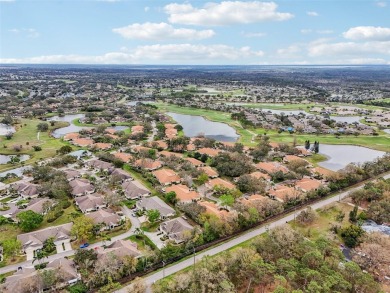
246, 278, 252, 293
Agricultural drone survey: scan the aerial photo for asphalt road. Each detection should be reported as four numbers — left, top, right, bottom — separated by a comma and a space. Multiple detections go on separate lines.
116, 173, 390, 293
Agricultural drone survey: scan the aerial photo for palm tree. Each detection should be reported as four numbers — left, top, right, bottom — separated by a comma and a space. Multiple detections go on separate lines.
32, 249, 48, 266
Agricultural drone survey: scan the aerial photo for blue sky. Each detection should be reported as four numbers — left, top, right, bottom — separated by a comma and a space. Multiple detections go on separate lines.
1, 0, 390, 64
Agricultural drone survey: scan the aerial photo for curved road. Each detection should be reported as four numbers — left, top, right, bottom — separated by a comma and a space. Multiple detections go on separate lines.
116, 173, 390, 293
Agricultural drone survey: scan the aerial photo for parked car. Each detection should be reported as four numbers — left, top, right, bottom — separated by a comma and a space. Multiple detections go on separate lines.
79, 243, 89, 248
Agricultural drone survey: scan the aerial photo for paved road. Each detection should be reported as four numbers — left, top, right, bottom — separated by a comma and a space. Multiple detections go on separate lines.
0, 206, 141, 275
116, 173, 390, 293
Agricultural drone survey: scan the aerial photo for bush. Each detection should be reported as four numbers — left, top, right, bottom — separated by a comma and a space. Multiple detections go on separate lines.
33, 146, 42, 151
68, 282, 88, 293
60, 200, 71, 209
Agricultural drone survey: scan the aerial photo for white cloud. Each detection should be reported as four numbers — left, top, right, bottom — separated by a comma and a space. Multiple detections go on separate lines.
164, 1, 294, 26
306, 11, 319, 16
9, 28, 39, 38
308, 40, 390, 57
376, 1, 387, 7
112, 22, 215, 40
276, 45, 301, 57
241, 31, 267, 38
301, 29, 333, 35
0, 44, 264, 64
144, 6, 150, 12
343, 26, 390, 41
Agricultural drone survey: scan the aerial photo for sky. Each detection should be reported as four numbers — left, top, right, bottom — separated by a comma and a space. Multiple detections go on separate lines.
0, 0, 390, 65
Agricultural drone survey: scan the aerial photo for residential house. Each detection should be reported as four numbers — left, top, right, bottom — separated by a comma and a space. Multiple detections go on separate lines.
206, 177, 236, 190
113, 152, 133, 163
295, 177, 322, 192
198, 201, 236, 220
159, 217, 194, 244
255, 162, 289, 174
12, 182, 40, 199
198, 166, 219, 178
72, 138, 94, 147
17, 223, 73, 260
198, 148, 221, 157
134, 158, 162, 171
1, 258, 79, 292
111, 168, 132, 182
165, 184, 201, 204
185, 157, 204, 167
75, 193, 106, 213
69, 178, 94, 197
122, 180, 150, 200
152, 169, 181, 186
136, 196, 175, 219
268, 185, 300, 203
249, 171, 271, 181
86, 209, 122, 230
63, 169, 81, 181
97, 239, 142, 260
86, 159, 114, 172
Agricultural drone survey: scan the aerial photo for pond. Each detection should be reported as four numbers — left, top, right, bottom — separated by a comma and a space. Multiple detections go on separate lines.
362, 220, 390, 236
107, 126, 129, 132
317, 144, 386, 171
0, 166, 31, 178
0, 123, 16, 136
384, 129, 390, 135
261, 108, 308, 116
166, 112, 239, 142
0, 154, 30, 165
49, 114, 90, 138
330, 116, 363, 124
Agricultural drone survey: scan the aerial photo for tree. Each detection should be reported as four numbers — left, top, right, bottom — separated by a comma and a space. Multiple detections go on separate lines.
58, 145, 73, 155
37, 122, 49, 132
146, 209, 160, 223
349, 205, 359, 222
74, 248, 98, 270
196, 173, 209, 185
296, 207, 316, 225
219, 194, 235, 207
17, 210, 43, 232
165, 191, 177, 204
71, 215, 94, 242
236, 174, 266, 194
340, 225, 365, 248
1, 238, 21, 261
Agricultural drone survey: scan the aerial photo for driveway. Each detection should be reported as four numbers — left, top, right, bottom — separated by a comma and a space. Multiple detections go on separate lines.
144, 231, 166, 250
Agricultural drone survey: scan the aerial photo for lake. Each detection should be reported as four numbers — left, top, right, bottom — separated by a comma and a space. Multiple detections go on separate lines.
166, 112, 239, 142
49, 114, 89, 138
0, 166, 31, 178
127, 101, 154, 106
0, 124, 16, 136
0, 154, 30, 165
318, 144, 386, 171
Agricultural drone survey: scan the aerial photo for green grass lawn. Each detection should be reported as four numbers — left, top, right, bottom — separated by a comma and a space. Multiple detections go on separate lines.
156, 103, 390, 151
40, 204, 78, 229
0, 119, 71, 172
128, 234, 157, 251
141, 221, 160, 232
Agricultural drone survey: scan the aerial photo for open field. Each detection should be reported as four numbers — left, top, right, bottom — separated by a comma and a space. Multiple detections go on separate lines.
156, 103, 390, 152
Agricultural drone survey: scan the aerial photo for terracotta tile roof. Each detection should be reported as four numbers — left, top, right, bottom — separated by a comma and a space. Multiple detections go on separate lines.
131, 125, 144, 134
207, 177, 235, 190
150, 140, 168, 149
255, 162, 289, 174
312, 167, 336, 178
94, 143, 112, 150
284, 155, 308, 163
198, 201, 233, 219
72, 138, 94, 147
198, 166, 219, 178
185, 157, 204, 166
240, 194, 267, 205
269, 185, 300, 202
159, 151, 183, 158
198, 148, 221, 157
113, 152, 133, 163
295, 177, 322, 192
249, 171, 271, 181
166, 184, 201, 202
63, 132, 80, 141
152, 168, 181, 185
134, 158, 162, 170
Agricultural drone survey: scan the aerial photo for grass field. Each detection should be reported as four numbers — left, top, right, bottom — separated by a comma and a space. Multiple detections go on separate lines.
0, 119, 73, 172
